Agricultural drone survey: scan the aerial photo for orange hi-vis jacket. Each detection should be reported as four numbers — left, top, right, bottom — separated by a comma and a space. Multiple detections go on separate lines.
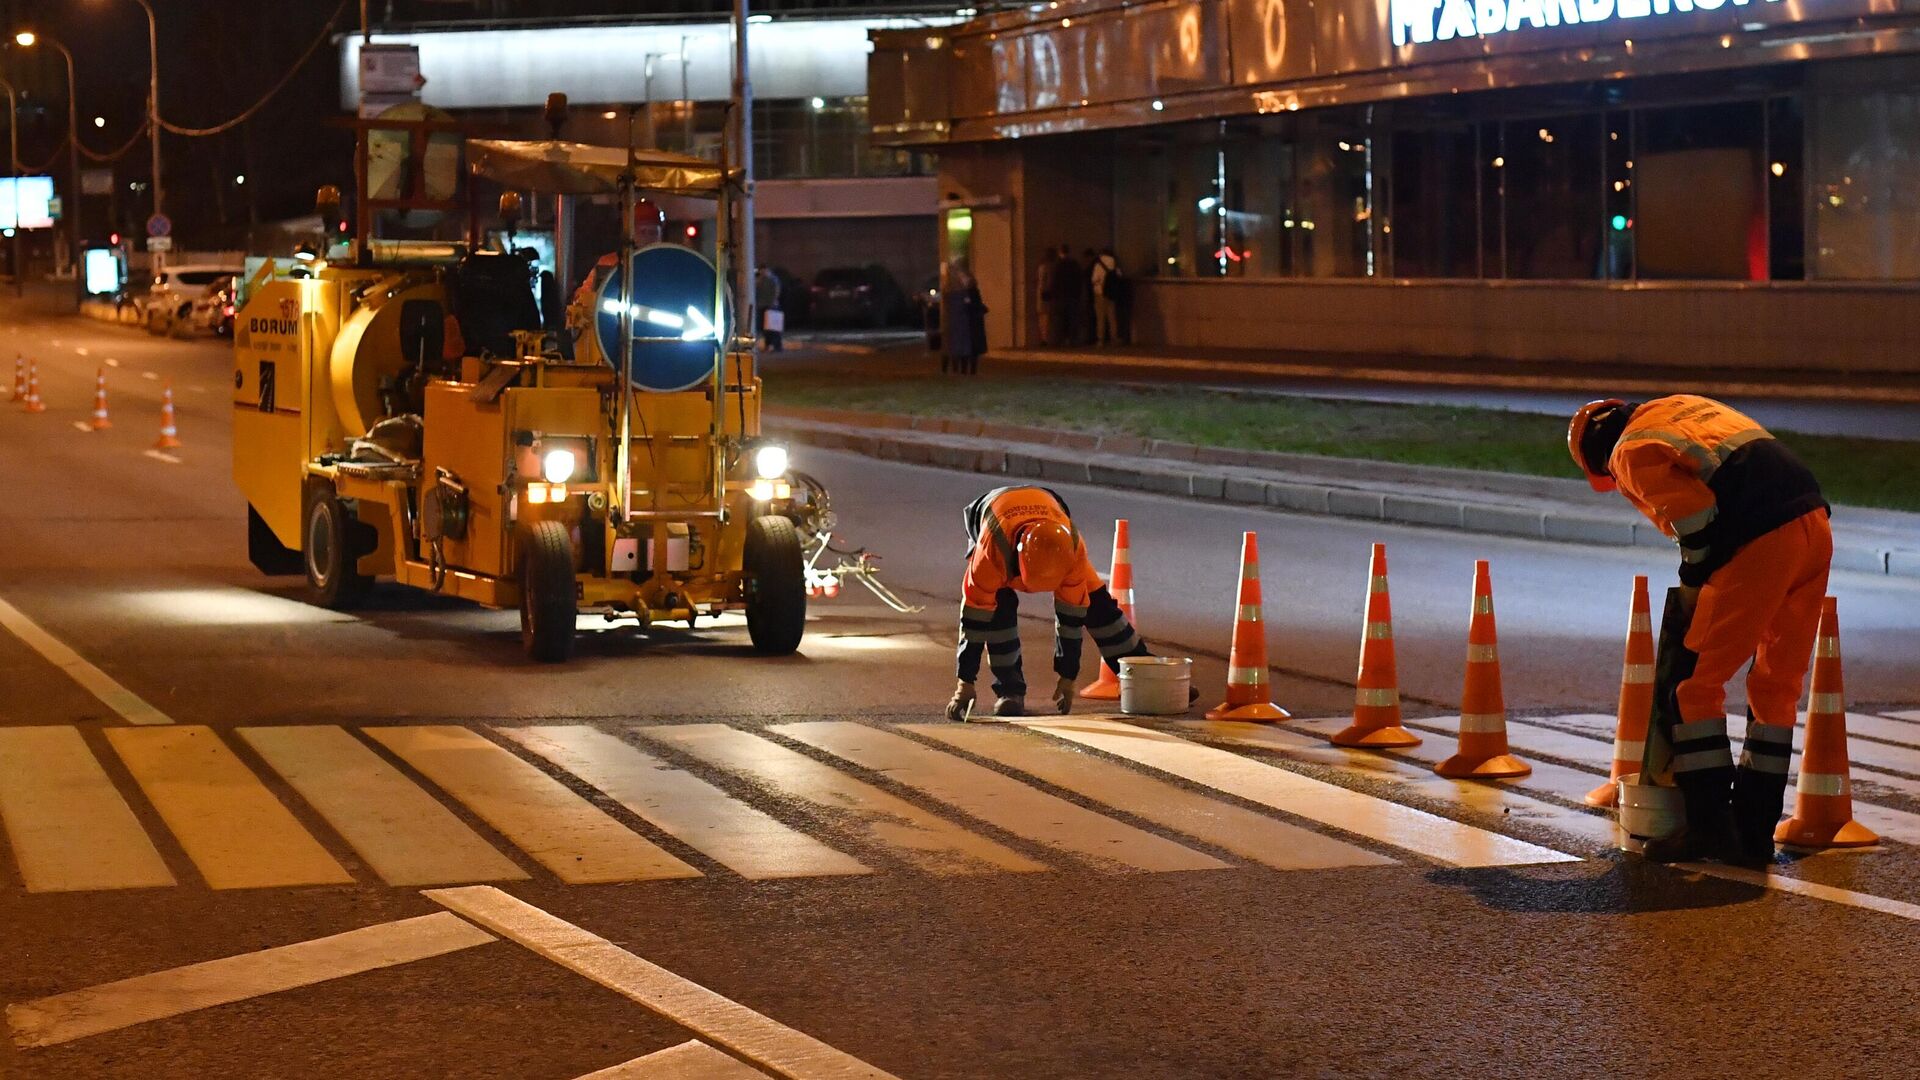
1609, 395, 1827, 587
960, 486, 1103, 610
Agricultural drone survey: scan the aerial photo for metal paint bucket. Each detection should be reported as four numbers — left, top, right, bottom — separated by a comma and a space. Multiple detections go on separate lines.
1120, 656, 1192, 716
1616, 772, 1685, 852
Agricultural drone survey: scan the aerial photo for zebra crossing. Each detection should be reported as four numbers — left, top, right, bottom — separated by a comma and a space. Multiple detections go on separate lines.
0, 715, 1588, 896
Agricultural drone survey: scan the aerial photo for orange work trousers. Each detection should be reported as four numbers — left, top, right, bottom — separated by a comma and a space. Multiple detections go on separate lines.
1676, 510, 1832, 731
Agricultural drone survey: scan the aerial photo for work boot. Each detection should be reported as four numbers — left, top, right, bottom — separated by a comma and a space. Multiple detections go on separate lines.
1730, 763, 1790, 868
993, 696, 1027, 718
1642, 767, 1740, 864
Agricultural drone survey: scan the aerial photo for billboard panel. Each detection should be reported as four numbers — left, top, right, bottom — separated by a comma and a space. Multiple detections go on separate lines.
0, 176, 57, 230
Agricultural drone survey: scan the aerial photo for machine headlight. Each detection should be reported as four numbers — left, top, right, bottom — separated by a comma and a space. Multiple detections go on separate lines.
542, 449, 577, 484
753, 444, 789, 480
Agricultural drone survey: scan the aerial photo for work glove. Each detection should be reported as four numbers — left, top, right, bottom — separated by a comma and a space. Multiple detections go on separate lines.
945, 680, 976, 723
1051, 676, 1076, 715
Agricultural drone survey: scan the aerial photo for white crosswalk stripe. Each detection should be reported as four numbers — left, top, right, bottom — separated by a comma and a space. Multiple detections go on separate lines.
14, 708, 1906, 896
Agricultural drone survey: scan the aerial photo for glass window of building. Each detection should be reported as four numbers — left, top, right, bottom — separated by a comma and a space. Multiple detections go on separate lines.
1633, 101, 1766, 280
1808, 58, 1920, 281
1389, 122, 1478, 279
1502, 114, 1603, 279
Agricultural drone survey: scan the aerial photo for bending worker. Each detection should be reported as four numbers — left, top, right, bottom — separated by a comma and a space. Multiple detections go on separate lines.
947, 486, 1159, 721
1570, 395, 1830, 866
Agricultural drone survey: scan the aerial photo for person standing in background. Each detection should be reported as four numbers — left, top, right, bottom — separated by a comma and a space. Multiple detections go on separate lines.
943, 260, 987, 375
1089, 249, 1121, 347
755, 267, 784, 353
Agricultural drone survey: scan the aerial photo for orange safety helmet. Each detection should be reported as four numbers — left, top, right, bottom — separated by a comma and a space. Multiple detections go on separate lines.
1016, 521, 1077, 591
1568, 398, 1631, 492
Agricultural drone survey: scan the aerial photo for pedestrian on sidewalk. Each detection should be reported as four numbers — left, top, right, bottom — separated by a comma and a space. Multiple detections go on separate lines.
941, 260, 987, 376
1036, 248, 1059, 346
1089, 248, 1122, 346
1078, 248, 1100, 345
947, 485, 1173, 721
1570, 395, 1832, 868
755, 267, 784, 353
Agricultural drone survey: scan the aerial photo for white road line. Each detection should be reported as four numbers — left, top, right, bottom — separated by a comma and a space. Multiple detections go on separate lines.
907, 723, 1397, 870
0, 594, 172, 725
1681, 863, 1920, 924
241, 726, 528, 887
73, 346, 89, 356
1729, 712, 1920, 776
1538, 713, 1920, 799
1181, 721, 1619, 849
141, 371, 158, 380
104, 357, 119, 367
1019, 718, 1578, 868
107, 726, 354, 889
426, 886, 901, 1080
777, 722, 1225, 873
71, 421, 93, 433
499, 726, 870, 881
0, 727, 174, 892
366, 726, 701, 885
5, 912, 494, 1049
639, 725, 1047, 876
577, 1040, 772, 1079
142, 449, 181, 465
1889, 711, 1920, 725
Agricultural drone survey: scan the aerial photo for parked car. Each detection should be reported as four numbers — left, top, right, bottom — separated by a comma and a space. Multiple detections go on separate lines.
191, 274, 238, 337
807, 265, 906, 328
143, 264, 243, 336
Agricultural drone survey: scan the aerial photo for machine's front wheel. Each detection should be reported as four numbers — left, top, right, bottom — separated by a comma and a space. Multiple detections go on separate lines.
744, 514, 807, 655
520, 520, 577, 663
304, 489, 372, 609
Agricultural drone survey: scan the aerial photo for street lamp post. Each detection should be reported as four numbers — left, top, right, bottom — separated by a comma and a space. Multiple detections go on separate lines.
15, 32, 83, 289
0, 76, 20, 296
124, 0, 162, 262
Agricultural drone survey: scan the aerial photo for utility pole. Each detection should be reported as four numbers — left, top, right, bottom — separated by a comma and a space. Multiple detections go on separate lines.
733, 0, 755, 341
129, 0, 163, 267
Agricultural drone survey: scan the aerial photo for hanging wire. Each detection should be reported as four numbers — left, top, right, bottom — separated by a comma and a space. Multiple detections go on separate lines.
22, 134, 69, 174
77, 119, 150, 163
157, 0, 351, 138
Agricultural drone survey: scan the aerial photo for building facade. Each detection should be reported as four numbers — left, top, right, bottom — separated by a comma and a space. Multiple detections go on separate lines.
871, 0, 1920, 372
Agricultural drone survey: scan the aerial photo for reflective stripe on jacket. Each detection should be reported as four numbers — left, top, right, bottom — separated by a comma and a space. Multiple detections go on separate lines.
1609, 395, 1828, 587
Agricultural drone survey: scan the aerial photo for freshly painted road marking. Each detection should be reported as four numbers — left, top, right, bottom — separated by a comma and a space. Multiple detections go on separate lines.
641, 725, 1047, 876
1019, 718, 1577, 868
0, 594, 172, 725
1826, 712, 1920, 751
0, 727, 174, 892
500, 726, 870, 881
908, 723, 1396, 870
1727, 712, 1920, 776
427, 886, 902, 1080
1477, 715, 1920, 847
143, 449, 181, 464
106, 727, 353, 889
141, 371, 158, 380
577, 1041, 771, 1079
240, 726, 527, 887
367, 726, 701, 885
777, 722, 1225, 874
1682, 863, 1920, 924
5, 912, 494, 1049
104, 357, 119, 367
1186, 720, 1618, 849
71, 421, 93, 433
73, 346, 88, 356
1538, 712, 1920, 799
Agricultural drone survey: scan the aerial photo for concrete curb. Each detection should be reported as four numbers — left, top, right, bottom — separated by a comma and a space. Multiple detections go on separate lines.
767, 407, 1918, 579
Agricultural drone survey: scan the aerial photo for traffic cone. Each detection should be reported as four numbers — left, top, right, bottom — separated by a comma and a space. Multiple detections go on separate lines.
21, 360, 45, 413
1205, 531, 1290, 723
10, 353, 22, 403
1776, 597, 1877, 849
1080, 519, 1134, 701
1587, 575, 1654, 807
155, 383, 182, 449
1331, 543, 1419, 747
1434, 560, 1530, 778
89, 368, 113, 430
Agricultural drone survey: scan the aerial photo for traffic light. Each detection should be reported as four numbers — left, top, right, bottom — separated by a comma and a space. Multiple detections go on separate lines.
684, 224, 698, 240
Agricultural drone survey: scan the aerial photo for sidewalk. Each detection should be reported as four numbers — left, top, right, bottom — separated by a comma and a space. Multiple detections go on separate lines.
766, 405, 1920, 579
992, 343, 1920, 406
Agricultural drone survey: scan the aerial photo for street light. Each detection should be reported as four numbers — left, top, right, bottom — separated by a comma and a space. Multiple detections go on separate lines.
14, 30, 83, 285
0, 75, 21, 296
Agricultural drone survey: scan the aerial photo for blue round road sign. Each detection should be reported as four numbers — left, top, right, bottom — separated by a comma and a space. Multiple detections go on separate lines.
145, 213, 171, 238
594, 243, 727, 393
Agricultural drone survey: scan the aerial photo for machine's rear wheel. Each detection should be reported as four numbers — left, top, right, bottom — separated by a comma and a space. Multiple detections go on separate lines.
744, 514, 806, 655
304, 489, 372, 609
520, 520, 577, 663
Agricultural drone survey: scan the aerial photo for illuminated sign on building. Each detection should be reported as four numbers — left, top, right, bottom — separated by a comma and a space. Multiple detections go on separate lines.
1392, 0, 1784, 46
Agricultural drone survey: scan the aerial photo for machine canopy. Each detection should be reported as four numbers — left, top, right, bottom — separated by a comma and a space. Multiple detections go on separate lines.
466, 139, 731, 198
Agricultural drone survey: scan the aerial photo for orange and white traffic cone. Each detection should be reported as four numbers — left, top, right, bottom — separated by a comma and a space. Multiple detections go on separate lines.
10, 353, 23, 403
1776, 597, 1877, 849
1587, 575, 1655, 807
1332, 543, 1419, 747
1434, 560, 1530, 779
21, 360, 45, 413
1080, 519, 1135, 701
154, 382, 182, 449
89, 368, 113, 430
1205, 532, 1290, 722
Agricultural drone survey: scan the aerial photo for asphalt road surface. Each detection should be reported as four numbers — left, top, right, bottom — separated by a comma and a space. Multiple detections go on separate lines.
3, 303, 1919, 1079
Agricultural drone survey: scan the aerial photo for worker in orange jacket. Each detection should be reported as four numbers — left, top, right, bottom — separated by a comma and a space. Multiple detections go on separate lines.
947, 486, 1157, 721
1570, 395, 1831, 866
